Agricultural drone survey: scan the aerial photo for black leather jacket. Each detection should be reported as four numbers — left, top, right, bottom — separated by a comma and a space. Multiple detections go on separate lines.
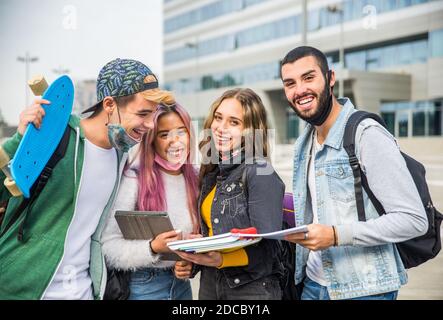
195, 154, 285, 288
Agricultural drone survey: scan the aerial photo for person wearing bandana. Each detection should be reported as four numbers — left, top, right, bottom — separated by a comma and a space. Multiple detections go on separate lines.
281, 46, 427, 300
0, 58, 175, 300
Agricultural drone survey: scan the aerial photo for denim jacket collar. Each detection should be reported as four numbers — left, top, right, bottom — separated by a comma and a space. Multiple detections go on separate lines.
296, 98, 354, 161
321, 98, 354, 150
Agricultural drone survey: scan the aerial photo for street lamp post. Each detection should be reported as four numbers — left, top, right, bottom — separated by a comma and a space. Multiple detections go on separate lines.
185, 40, 199, 93
185, 39, 200, 119
298, 0, 309, 136
327, 2, 345, 98
52, 66, 70, 75
17, 52, 39, 107
301, 0, 308, 45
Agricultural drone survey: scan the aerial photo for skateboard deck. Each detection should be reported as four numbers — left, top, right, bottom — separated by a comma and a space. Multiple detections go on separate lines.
10, 75, 74, 198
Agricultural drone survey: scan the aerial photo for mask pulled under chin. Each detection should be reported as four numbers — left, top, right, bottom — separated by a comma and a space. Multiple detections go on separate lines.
220, 147, 243, 163
107, 124, 140, 153
154, 153, 184, 171
304, 90, 333, 127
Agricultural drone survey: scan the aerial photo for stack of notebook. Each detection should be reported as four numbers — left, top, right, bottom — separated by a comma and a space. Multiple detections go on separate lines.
167, 225, 308, 253
167, 233, 261, 253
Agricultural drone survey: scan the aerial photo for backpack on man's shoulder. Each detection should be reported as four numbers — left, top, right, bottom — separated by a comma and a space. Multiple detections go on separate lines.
0, 126, 71, 241
343, 110, 443, 269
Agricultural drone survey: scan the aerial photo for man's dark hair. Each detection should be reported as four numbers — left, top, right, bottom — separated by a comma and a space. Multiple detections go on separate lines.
280, 46, 330, 78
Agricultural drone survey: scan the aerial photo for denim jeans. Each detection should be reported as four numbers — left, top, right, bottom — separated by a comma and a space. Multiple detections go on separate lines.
128, 267, 192, 300
301, 277, 398, 300
198, 266, 282, 300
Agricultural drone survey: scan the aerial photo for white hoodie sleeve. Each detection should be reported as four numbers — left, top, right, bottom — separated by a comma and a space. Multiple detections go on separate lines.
101, 169, 161, 271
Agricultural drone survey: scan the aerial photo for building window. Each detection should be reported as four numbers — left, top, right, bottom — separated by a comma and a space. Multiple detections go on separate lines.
167, 61, 280, 94
236, 16, 297, 49
287, 108, 299, 142
381, 100, 443, 138
166, 0, 433, 65
243, 0, 268, 7
381, 0, 398, 12
429, 101, 442, 136
168, 31, 431, 67
308, 9, 321, 31
413, 111, 426, 136
398, 111, 409, 137
381, 112, 396, 135
430, 28, 443, 58
366, 47, 382, 70
411, 40, 428, 63
341, 37, 428, 71
165, 0, 269, 33
345, 51, 366, 71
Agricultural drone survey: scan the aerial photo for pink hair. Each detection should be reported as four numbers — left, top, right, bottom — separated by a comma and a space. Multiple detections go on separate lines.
136, 103, 200, 233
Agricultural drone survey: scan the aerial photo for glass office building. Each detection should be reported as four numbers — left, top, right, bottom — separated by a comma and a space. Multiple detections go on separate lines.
164, 0, 443, 142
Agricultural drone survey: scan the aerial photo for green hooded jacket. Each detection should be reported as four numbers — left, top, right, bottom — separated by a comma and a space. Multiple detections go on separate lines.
0, 115, 127, 299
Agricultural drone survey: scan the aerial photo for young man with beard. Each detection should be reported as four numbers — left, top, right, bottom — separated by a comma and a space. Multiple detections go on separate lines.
0, 58, 175, 300
280, 46, 427, 300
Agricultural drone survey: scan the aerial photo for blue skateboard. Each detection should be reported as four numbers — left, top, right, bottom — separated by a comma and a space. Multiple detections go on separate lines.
8, 75, 74, 198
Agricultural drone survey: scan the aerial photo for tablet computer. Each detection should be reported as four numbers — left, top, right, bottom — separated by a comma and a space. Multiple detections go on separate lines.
115, 210, 180, 261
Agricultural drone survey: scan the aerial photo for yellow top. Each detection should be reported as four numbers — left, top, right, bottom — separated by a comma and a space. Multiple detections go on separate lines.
201, 186, 248, 268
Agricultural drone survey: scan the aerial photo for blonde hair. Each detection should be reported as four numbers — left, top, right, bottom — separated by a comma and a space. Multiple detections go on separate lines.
140, 75, 176, 105
199, 88, 270, 182
140, 89, 175, 106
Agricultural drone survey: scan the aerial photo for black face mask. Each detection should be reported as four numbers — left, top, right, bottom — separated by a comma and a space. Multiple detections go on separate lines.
289, 71, 334, 127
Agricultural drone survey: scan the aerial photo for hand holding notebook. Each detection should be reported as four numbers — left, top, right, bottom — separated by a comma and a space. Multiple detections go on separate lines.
115, 210, 181, 261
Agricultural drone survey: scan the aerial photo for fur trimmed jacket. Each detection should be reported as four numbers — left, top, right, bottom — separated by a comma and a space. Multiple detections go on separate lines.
101, 151, 193, 271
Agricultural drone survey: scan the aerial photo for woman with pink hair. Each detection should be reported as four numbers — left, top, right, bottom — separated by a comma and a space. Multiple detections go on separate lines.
101, 103, 199, 300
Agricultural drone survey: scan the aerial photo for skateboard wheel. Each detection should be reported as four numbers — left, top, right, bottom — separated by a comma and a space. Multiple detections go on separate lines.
0, 147, 10, 169
28, 75, 48, 96
4, 177, 22, 197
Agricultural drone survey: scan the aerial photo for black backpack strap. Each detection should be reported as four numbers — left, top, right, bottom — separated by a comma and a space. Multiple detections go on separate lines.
0, 197, 30, 238
343, 111, 387, 221
360, 167, 386, 217
0, 125, 71, 241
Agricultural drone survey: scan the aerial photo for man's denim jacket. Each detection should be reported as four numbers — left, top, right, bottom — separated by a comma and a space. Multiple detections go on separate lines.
292, 98, 407, 300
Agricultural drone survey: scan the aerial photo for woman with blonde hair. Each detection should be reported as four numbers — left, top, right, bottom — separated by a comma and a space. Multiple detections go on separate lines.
174, 88, 285, 300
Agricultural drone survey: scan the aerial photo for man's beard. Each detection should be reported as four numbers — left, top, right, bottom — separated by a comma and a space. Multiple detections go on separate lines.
289, 81, 333, 126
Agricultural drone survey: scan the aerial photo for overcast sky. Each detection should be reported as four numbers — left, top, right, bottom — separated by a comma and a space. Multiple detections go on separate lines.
0, 0, 163, 125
